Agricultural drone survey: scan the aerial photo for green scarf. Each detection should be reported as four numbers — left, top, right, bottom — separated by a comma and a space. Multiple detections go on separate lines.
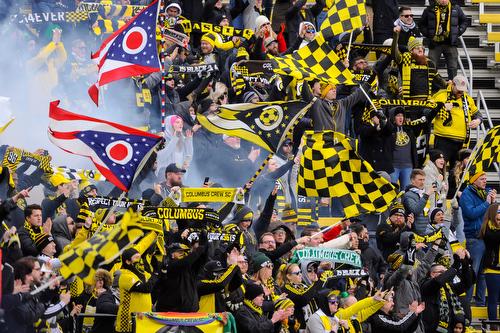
473, 184, 488, 201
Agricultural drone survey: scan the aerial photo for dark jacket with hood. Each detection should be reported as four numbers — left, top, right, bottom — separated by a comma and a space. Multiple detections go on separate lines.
369, 308, 420, 333
52, 214, 72, 254
372, 0, 399, 42
285, 0, 325, 46
419, 3, 468, 47
235, 301, 274, 333
359, 239, 388, 287
197, 264, 243, 312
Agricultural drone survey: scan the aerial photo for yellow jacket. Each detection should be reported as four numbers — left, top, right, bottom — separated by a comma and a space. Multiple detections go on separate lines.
432, 86, 479, 141
336, 297, 385, 333
27, 41, 67, 97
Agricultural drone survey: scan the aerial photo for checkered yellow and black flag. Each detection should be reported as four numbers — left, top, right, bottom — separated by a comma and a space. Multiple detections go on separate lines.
298, 131, 399, 218
59, 211, 144, 284
465, 124, 500, 181
270, 33, 353, 85
320, 0, 367, 39
197, 100, 313, 153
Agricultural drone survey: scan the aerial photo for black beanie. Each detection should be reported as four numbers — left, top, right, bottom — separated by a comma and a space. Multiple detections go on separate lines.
457, 149, 472, 162
245, 282, 264, 300
429, 149, 445, 163
122, 248, 139, 263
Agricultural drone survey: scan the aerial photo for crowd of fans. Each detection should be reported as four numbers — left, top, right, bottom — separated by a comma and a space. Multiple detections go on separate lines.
1, 0, 499, 333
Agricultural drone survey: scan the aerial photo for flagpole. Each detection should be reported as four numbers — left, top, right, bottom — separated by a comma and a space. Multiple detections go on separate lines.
94, 139, 164, 234
450, 136, 483, 202
345, 29, 354, 62
358, 85, 378, 114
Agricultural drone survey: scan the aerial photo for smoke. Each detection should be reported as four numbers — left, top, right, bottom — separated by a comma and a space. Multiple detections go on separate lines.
0, 6, 145, 169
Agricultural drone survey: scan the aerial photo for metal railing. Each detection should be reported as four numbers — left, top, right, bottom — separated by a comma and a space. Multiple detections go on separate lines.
459, 35, 474, 95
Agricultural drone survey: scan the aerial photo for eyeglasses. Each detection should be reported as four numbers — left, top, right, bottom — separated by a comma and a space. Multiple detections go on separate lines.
401, 14, 414, 18
290, 271, 302, 276
328, 299, 338, 304
262, 240, 276, 244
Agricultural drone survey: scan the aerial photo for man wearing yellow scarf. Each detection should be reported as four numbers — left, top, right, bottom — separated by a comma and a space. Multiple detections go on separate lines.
419, 0, 468, 80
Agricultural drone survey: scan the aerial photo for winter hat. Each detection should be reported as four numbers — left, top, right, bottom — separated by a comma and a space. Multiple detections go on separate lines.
215, 13, 229, 25
121, 248, 139, 263
275, 298, 295, 310
255, 15, 270, 30
390, 202, 406, 216
243, 90, 259, 103
407, 36, 423, 52
251, 252, 272, 273
169, 115, 182, 127
458, 148, 472, 162
231, 206, 254, 229
34, 233, 54, 252
236, 47, 249, 61
165, 2, 182, 16
429, 207, 444, 223
281, 205, 298, 223
264, 36, 278, 48
245, 282, 264, 300
201, 32, 217, 47
429, 149, 445, 163
469, 171, 486, 184
82, 184, 97, 196
320, 83, 336, 99
388, 252, 404, 270
299, 21, 316, 33
392, 106, 405, 117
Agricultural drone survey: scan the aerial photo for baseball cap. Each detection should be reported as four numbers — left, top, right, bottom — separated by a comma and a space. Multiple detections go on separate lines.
453, 75, 468, 92
165, 163, 186, 173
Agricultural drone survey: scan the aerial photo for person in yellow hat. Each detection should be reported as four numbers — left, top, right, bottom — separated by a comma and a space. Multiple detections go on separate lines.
459, 170, 497, 305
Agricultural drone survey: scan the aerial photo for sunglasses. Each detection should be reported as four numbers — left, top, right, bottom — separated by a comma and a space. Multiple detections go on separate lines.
328, 299, 338, 304
401, 14, 414, 18
290, 271, 302, 276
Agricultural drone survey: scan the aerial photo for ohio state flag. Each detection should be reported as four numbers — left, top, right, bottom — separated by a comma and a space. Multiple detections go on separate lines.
88, 0, 161, 106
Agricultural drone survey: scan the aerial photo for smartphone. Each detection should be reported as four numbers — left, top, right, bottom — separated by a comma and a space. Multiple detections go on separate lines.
203, 177, 210, 185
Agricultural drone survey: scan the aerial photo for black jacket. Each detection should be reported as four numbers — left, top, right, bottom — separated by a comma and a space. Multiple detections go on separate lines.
285, 0, 325, 46
155, 241, 207, 312
235, 303, 275, 333
482, 223, 500, 270
419, 4, 468, 47
369, 310, 420, 333
420, 259, 474, 333
372, 0, 399, 41
91, 289, 118, 333
197, 264, 243, 312
376, 220, 410, 260
284, 281, 322, 328
359, 114, 394, 174
360, 243, 388, 287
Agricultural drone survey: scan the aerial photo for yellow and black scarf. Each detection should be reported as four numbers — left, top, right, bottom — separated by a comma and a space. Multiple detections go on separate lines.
244, 299, 263, 315
433, 3, 452, 43
24, 220, 43, 241
438, 283, 464, 333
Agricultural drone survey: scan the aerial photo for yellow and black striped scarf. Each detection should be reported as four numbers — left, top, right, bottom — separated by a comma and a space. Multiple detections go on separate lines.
401, 52, 433, 99
23, 220, 43, 241
244, 299, 263, 315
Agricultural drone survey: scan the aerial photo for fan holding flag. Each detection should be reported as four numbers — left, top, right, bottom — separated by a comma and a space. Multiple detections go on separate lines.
88, 0, 162, 106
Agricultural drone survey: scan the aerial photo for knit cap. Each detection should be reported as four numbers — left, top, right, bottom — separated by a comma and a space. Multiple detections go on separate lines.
407, 36, 423, 51
255, 15, 270, 30
390, 202, 406, 216
34, 233, 55, 252
245, 282, 264, 300
251, 252, 272, 273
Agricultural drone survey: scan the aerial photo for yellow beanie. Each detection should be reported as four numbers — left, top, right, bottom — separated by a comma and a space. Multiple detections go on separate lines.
320, 83, 335, 99
407, 36, 423, 52
469, 171, 486, 184
201, 32, 216, 47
